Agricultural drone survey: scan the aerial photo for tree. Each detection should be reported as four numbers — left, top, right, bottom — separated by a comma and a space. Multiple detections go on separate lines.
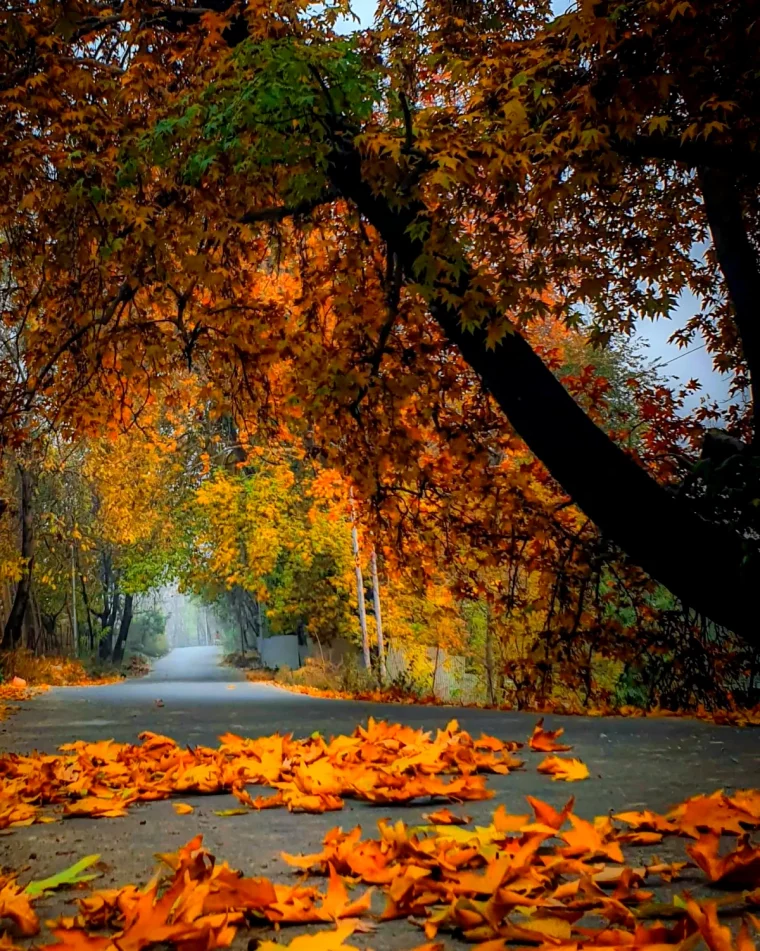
2, 463, 35, 649
180, 458, 358, 647
1, 0, 758, 641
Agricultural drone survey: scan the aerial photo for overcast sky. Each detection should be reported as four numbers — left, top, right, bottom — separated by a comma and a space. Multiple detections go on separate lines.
338, 0, 734, 412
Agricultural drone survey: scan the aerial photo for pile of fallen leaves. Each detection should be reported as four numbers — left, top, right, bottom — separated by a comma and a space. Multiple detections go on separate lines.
256, 675, 760, 727
0, 719, 589, 830
0, 678, 39, 722
2, 787, 760, 951
255, 678, 446, 706
0, 718, 758, 951
1, 650, 124, 688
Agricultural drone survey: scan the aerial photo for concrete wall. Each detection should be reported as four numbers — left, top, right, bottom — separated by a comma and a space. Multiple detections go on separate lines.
257, 634, 301, 670
299, 636, 357, 667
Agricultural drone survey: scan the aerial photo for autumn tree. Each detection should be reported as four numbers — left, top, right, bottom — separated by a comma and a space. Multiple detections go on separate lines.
1, 0, 759, 643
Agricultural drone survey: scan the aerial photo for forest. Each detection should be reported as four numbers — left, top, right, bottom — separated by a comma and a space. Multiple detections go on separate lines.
1, 0, 759, 716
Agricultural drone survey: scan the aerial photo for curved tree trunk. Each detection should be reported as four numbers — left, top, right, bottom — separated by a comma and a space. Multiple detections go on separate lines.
326, 143, 760, 643
2, 465, 35, 651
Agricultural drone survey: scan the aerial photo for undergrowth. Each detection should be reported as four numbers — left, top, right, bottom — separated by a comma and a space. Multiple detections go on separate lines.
0, 649, 124, 686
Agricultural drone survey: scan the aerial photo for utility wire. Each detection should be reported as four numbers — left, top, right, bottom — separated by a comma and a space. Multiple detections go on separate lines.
657, 342, 707, 367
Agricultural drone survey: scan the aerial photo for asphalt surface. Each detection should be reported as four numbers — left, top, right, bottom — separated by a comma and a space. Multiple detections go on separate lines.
1, 646, 758, 948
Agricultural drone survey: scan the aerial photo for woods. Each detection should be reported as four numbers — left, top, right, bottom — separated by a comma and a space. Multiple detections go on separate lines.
0, 0, 759, 710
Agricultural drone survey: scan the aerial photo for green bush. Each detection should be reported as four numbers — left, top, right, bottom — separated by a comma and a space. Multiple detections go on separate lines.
130, 609, 169, 658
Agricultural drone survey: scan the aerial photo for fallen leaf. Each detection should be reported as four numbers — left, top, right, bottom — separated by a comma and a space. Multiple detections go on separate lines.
0, 876, 39, 936
25, 855, 101, 897
257, 922, 359, 951
688, 834, 760, 887
422, 808, 472, 825
536, 755, 590, 782
529, 718, 572, 753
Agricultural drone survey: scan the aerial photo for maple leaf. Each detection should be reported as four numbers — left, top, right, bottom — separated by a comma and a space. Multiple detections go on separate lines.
63, 796, 132, 818
526, 795, 575, 830
0, 875, 39, 936
0, 802, 44, 830
669, 792, 757, 838
688, 834, 760, 887
613, 809, 676, 835
685, 898, 737, 951
561, 814, 624, 863
256, 922, 360, 951
491, 804, 531, 834
203, 866, 277, 914
317, 865, 374, 921
528, 718, 572, 753
536, 756, 590, 782
423, 808, 472, 825
25, 855, 101, 896
173, 803, 195, 815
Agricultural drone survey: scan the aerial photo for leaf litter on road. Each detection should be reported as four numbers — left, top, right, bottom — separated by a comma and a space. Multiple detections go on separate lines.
1, 719, 758, 951
0, 718, 530, 829
3, 788, 759, 951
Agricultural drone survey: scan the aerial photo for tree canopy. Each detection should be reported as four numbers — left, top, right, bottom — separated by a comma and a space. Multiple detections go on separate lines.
1, 0, 759, 649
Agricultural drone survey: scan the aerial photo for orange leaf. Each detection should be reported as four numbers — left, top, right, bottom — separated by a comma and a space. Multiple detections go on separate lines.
529, 718, 572, 753
536, 756, 589, 782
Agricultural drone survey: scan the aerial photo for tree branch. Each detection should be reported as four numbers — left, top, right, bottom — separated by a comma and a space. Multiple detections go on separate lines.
239, 190, 336, 224
324, 133, 760, 644
616, 133, 757, 170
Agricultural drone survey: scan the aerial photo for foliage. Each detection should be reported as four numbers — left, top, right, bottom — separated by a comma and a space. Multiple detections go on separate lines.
0, 650, 122, 687
0, 0, 758, 651
1, 0, 759, 712
128, 609, 169, 659
274, 656, 378, 695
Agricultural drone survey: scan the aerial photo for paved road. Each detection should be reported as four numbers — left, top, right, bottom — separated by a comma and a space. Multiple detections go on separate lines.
1, 646, 758, 948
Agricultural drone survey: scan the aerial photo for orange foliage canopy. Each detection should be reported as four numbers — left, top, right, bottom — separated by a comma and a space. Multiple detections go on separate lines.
1, 0, 759, 645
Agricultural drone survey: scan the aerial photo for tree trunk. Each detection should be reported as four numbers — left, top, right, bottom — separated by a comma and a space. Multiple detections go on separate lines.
111, 593, 133, 666
99, 593, 119, 660
699, 167, 760, 440
370, 549, 386, 683
484, 604, 495, 706
2, 465, 35, 651
79, 571, 95, 651
327, 144, 760, 643
352, 525, 371, 669
70, 545, 79, 652
97, 553, 120, 661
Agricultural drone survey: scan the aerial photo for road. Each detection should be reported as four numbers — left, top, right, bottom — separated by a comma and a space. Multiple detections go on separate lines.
1, 646, 758, 948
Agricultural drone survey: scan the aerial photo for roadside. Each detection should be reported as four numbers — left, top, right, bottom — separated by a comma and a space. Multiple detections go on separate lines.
0, 647, 758, 951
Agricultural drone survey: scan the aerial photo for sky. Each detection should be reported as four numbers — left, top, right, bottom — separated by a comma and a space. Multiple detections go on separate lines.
339, 0, 734, 413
